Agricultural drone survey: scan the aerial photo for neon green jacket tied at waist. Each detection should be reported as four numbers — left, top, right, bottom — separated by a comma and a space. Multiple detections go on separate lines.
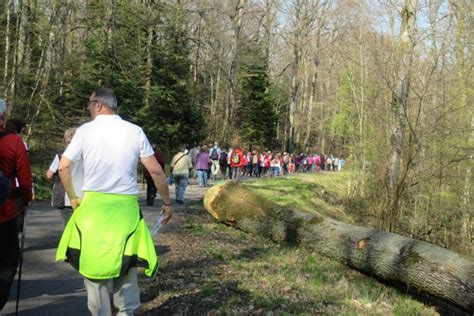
56, 192, 158, 279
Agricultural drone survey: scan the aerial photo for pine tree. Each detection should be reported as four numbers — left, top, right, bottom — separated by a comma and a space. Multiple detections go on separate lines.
136, 4, 203, 153
239, 46, 277, 148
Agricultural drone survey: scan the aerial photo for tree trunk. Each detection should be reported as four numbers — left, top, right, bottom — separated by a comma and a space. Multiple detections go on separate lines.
193, 11, 203, 113
3, 0, 12, 100
10, 0, 24, 106
303, 70, 316, 148
225, 0, 244, 144
288, 66, 297, 152
386, 0, 417, 232
451, 0, 473, 251
144, 22, 154, 108
204, 181, 474, 313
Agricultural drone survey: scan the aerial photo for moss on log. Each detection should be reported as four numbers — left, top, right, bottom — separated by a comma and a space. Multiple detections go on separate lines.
203, 181, 474, 313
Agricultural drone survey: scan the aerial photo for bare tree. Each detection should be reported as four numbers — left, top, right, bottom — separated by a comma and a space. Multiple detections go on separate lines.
385, 0, 417, 232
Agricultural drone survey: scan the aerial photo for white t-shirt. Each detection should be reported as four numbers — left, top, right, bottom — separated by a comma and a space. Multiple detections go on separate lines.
48, 153, 84, 206
63, 115, 154, 195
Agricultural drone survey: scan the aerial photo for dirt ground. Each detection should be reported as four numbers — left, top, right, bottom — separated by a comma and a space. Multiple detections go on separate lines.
137, 194, 279, 315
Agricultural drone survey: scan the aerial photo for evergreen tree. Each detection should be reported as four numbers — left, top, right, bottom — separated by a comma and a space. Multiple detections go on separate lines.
239, 46, 277, 148
136, 4, 203, 153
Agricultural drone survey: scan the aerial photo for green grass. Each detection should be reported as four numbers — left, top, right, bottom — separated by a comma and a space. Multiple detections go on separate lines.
143, 215, 441, 315
31, 156, 55, 201
225, 242, 438, 314
242, 172, 355, 222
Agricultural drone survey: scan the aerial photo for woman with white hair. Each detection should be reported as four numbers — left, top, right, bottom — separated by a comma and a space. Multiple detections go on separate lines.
46, 128, 84, 225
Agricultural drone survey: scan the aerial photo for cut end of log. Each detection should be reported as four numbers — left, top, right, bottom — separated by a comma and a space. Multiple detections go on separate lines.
203, 181, 228, 220
204, 180, 280, 224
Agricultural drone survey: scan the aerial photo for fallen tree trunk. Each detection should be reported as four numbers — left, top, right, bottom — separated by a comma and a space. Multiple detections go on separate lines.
203, 181, 474, 313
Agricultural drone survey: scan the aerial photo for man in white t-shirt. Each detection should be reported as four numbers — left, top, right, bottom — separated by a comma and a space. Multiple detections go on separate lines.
46, 128, 84, 225
56, 88, 172, 315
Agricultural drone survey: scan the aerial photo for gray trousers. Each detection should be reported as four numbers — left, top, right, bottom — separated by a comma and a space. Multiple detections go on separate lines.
83, 267, 140, 316
59, 206, 73, 226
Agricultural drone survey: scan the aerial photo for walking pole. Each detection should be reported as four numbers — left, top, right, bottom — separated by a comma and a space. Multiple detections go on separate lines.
15, 205, 27, 315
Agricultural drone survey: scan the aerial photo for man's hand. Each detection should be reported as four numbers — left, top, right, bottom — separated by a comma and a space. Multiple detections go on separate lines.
71, 198, 81, 210
29, 192, 35, 205
59, 156, 80, 210
141, 155, 172, 220
160, 205, 173, 224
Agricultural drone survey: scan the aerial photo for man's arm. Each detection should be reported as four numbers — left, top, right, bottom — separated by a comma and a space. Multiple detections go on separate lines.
46, 154, 59, 180
141, 155, 172, 224
46, 169, 55, 180
58, 156, 80, 209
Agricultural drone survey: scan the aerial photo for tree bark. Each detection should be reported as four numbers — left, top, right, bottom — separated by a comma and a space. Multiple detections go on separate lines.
303, 70, 316, 148
204, 181, 474, 313
3, 0, 12, 100
225, 0, 244, 144
144, 20, 154, 108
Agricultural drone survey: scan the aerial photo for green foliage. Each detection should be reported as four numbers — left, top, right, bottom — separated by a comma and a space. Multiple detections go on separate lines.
331, 73, 356, 139
29, 150, 55, 201
9, 1, 203, 154
238, 45, 277, 148
135, 5, 204, 152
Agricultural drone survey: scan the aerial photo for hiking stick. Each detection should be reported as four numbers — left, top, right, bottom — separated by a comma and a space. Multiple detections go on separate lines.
15, 205, 27, 315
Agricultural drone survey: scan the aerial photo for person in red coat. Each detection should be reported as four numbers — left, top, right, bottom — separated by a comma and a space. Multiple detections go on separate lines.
0, 99, 33, 311
229, 145, 244, 180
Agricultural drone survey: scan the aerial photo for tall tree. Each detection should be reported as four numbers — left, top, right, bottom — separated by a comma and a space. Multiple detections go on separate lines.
239, 44, 277, 147
385, 0, 417, 232
137, 2, 203, 152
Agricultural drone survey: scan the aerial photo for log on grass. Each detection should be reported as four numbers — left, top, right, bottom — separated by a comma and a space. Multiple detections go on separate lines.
203, 181, 474, 313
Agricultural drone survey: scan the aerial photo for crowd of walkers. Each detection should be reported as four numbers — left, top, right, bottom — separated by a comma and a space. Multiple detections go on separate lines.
160, 141, 347, 208
186, 142, 347, 182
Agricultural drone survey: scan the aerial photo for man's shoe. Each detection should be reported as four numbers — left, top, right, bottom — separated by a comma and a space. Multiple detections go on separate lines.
177, 200, 184, 204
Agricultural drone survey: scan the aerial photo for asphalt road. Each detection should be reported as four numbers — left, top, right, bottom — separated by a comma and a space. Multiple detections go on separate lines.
3, 182, 209, 315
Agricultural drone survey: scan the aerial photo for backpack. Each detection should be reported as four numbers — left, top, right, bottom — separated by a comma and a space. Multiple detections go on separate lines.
210, 148, 219, 160
0, 132, 12, 205
232, 152, 240, 164
0, 171, 11, 206
219, 152, 227, 164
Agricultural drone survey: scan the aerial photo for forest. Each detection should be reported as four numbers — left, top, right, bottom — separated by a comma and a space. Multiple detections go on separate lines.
0, 0, 472, 256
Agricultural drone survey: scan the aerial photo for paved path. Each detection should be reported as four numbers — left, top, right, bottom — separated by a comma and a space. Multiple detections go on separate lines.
3, 182, 209, 315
